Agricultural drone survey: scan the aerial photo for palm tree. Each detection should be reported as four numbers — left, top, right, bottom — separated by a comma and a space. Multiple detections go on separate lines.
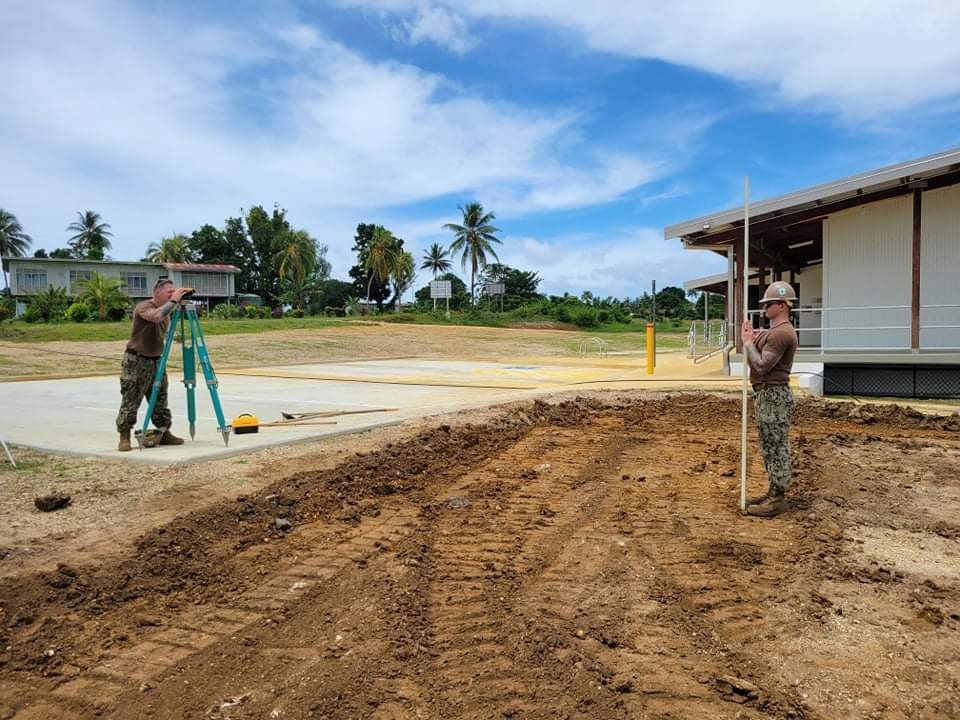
364, 226, 400, 307
76, 271, 129, 320
443, 203, 502, 304
420, 243, 451, 278
389, 251, 416, 312
144, 234, 192, 263
67, 210, 113, 260
275, 230, 318, 310
0, 209, 33, 294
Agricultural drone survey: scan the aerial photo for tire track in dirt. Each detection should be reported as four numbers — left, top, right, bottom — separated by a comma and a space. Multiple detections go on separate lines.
418, 415, 637, 718
10, 501, 422, 719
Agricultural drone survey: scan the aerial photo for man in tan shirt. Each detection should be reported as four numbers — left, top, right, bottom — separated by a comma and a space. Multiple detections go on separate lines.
116, 278, 189, 451
740, 281, 799, 517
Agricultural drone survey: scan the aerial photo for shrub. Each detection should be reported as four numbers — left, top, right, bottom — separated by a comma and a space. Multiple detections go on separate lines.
271, 307, 283, 318
244, 304, 259, 319
107, 305, 127, 321
65, 302, 92, 323
211, 303, 241, 319
0, 303, 13, 322
26, 286, 69, 322
257, 306, 270, 319
286, 308, 305, 318
570, 306, 599, 328
324, 306, 344, 317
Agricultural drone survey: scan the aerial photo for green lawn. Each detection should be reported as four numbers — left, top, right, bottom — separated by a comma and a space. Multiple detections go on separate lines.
0, 316, 353, 343
0, 315, 693, 349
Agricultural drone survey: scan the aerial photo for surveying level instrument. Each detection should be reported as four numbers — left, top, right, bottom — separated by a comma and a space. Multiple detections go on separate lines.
137, 290, 230, 448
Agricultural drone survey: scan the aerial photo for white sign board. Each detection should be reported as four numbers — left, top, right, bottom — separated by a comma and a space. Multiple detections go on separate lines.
484, 282, 505, 296
430, 280, 452, 299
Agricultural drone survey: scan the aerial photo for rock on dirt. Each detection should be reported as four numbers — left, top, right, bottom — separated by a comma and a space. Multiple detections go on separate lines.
34, 493, 71, 513
715, 674, 760, 703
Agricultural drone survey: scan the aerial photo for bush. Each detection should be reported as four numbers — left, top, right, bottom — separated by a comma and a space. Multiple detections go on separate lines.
107, 305, 127, 321
257, 306, 270, 319
271, 307, 283, 318
26, 286, 68, 322
570, 306, 599, 328
65, 302, 92, 323
286, 308, 305, 318
324, 306, 344, 317
0, 303, 13, 322
211, 303, 241, 319
244, 304, 259, 319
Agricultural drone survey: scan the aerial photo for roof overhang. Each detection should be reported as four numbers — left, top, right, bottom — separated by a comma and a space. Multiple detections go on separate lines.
665, 146, 960, 245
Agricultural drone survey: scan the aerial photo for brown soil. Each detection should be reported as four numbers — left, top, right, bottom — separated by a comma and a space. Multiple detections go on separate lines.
1, 394, 959, 720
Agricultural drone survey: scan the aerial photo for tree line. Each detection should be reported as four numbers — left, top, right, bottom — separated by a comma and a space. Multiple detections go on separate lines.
1, 203, 723, 325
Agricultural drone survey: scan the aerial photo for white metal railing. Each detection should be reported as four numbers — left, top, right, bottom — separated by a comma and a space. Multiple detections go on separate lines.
687, 319, 727, 361
744, 304, 960, 352
578, 337, 608, 359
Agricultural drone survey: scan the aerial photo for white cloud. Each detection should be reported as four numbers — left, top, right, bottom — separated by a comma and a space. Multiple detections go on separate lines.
340, 0, 960, 117
398, 4, 476, 55
497, 229, 727, 298
0, 1, 676, 281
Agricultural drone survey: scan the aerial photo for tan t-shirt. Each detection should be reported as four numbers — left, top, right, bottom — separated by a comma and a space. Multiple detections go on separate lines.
749, 321, 798, 385
125, 300, 171, 358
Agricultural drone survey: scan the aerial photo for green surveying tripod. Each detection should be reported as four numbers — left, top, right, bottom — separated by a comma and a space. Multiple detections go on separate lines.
138, 292, 230, 448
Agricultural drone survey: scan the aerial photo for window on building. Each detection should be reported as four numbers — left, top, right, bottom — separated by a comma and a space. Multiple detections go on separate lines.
182, 272, 228, 292
15, 269, 47, 292
120, 272, 148, 295
69, 270, 92, 291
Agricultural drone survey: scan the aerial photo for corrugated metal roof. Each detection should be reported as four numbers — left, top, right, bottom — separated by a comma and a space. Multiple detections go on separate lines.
162, 263, 240, 273
664, 146, 960, 240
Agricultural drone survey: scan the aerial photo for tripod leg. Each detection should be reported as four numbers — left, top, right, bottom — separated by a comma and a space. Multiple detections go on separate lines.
139, 308, 180, 448
179, 305, 197, 440
187, 307, 230, 446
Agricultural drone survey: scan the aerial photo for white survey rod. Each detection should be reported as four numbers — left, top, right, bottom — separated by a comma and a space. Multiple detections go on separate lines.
740, 176, 750, 512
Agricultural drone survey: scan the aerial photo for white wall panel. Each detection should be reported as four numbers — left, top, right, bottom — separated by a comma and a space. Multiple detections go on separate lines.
920, 185, 960, 349
823, 196, 912, 350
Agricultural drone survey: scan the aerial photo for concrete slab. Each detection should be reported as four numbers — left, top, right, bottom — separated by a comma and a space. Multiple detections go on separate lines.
0, 356, 733, 465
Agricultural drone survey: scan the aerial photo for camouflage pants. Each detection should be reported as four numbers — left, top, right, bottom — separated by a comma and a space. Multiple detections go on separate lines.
754, 385, 794, 492
116, 352, 172, 433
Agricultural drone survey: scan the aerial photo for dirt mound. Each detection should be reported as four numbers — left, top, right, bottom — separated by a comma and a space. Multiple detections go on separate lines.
798, 398, 960, 431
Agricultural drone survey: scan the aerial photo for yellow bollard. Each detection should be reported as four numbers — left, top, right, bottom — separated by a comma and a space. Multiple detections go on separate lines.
646, 322, 655, 374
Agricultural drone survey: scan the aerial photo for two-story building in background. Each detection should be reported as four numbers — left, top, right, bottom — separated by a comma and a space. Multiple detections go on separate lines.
1, 257, 240, 316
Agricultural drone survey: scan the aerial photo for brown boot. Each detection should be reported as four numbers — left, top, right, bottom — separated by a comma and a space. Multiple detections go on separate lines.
158, 429, 184, 446
745, 489, 787, 517
747, 484, 775, 507
118, 431, 132, 452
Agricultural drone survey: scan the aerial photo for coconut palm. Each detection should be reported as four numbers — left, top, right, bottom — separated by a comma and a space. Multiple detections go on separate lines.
144, 234, 192, 263
364, 226, 400, 306
275, 230, 319, 311
443, 203, 502, 304
67, 210, 113, 260
420, 243, 451, 278
0, 209, 33, 293
389, 251, 416, 312
76, 271, 129, 320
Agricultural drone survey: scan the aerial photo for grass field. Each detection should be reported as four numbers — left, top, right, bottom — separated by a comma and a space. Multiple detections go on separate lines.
0, 315, 695, 344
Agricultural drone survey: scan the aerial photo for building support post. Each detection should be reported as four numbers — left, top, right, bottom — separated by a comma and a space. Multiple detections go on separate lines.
911, 188, 922, 350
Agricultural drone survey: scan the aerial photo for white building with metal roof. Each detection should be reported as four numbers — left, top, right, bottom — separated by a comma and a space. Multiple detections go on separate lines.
665, 147, 960, 399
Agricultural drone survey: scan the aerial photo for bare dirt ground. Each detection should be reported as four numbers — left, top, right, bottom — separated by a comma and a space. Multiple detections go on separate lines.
1, 393, 958, 720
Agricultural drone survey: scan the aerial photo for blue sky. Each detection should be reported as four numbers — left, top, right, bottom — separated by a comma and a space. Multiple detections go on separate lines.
3, 1, 960, 297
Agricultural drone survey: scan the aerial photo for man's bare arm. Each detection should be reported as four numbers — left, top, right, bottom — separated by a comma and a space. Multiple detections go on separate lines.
744, 342, 783, 375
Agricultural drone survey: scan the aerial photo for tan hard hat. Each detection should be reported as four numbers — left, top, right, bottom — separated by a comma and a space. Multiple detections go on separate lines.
759, 281, 797, 305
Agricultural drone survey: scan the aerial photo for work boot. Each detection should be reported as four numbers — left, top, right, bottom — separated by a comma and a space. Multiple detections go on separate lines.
118, 431, 132, 452
158, 429, 184, 446
748, 484, 775, 507
745, 488, 787, 517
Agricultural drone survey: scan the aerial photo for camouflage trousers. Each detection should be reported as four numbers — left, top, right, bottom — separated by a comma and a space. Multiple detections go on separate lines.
116, 352, 172, 433
754, 385, 794, 492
